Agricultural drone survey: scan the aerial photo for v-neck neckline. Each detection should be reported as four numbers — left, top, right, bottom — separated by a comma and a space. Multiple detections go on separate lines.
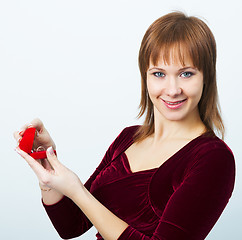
122, 133, 207, 174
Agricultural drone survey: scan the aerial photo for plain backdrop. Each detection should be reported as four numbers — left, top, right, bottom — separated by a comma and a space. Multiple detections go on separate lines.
0, 0, 241, 239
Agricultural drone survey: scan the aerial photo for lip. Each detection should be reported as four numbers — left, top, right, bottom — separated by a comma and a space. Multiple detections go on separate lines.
161, 98, 187, 109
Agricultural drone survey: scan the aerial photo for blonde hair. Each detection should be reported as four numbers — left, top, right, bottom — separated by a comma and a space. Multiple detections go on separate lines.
135, 12, 224, 142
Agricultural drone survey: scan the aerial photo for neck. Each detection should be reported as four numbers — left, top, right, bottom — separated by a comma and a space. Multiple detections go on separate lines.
152, 108, 206, 143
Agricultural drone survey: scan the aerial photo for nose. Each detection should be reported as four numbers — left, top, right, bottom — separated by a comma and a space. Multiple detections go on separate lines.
165, 78, 182, 97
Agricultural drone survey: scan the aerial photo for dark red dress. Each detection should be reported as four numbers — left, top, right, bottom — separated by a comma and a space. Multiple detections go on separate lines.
43, 126, 235, 240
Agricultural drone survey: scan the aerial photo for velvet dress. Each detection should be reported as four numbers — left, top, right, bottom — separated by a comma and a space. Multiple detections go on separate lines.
43, 126, 235, 240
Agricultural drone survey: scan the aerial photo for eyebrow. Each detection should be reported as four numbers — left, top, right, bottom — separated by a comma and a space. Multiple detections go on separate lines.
148, 66, 197, 72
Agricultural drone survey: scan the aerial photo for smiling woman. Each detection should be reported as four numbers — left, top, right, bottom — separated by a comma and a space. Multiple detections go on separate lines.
146, 58, 204, 122
136, 12, 223, 142
14, 11, 235, 240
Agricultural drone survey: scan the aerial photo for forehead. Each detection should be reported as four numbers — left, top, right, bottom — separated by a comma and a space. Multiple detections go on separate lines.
149, 44, 195, 68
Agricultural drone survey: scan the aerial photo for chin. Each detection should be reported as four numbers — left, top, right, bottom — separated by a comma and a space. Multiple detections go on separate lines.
161, 107, 199, 122
163, 115, 186, 122
158, 108, 190, 122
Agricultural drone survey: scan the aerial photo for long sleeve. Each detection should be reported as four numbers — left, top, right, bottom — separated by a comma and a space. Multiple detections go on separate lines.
42, 127, 131, 239
118, 146, 235, 240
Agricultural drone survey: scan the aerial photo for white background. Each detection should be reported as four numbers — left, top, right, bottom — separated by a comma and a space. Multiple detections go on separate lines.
0, 0, 241, 239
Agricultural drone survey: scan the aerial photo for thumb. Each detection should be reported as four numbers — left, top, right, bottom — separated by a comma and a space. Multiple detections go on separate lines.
46, 146, 59, 168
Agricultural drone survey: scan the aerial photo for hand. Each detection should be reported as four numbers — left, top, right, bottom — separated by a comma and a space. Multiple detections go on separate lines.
15, 146, 83, 199
13, 118, 56, 153
14, 118, 56, 175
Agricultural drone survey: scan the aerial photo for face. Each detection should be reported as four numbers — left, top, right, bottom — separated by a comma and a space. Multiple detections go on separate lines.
147, 54, 204, 123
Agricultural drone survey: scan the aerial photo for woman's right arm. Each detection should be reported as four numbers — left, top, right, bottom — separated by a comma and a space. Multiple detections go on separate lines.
14, 119, 122, 239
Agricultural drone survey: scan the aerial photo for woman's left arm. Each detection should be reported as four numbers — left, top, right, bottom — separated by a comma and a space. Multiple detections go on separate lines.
118, 146, 236, 240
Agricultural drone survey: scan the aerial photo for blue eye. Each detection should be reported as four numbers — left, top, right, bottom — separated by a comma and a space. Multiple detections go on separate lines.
153, 72, 165, 78
180, 72, 194, 78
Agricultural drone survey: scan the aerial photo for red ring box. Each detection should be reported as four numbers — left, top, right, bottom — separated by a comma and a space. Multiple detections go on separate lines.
18, 127, 56, 159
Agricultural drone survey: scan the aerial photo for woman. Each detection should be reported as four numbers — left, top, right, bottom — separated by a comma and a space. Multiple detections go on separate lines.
14, 12, 235, 240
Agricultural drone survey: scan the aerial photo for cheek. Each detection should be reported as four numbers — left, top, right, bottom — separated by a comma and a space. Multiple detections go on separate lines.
147, 78, 163, 98
186, 81, 204, 101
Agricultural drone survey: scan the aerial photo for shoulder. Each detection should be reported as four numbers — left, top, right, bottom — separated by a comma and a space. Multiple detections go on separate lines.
194, 134, 234, 159
106, 125, 140, 157
188, 134, 235, 174
113, 125, 140, 145
120, 125, 140, 138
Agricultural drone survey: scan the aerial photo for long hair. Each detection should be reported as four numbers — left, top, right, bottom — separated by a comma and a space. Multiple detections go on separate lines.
135, 12, 224, 142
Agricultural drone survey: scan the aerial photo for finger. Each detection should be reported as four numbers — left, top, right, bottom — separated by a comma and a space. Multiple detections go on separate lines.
46, 146, 60, 168
18, 122, 31, 134
13, 122, 31, 140
15, 147, 48, 178
30, 118, 44, 133
20, 118, 44, 136
13, 121, 36, 142
13, 131, 22, 143
41, 158, 54, 170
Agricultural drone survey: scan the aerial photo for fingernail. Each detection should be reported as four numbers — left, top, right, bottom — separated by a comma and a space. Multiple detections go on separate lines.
17, 137, 22, 143
19, 131, 24, 136
47, 146, 54, 155
28, 124, 34, 128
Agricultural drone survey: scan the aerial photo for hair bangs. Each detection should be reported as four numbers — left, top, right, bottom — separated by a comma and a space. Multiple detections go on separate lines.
149, 29, 202, 71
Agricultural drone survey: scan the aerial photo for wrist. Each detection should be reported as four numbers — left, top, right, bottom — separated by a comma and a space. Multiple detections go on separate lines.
42, 190, 64, 205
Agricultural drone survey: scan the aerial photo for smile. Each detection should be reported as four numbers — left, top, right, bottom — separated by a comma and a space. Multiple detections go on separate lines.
162, 99, 187, 109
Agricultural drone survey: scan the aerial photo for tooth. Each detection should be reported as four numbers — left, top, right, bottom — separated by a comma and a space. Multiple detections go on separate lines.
167, 100, 183, 105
